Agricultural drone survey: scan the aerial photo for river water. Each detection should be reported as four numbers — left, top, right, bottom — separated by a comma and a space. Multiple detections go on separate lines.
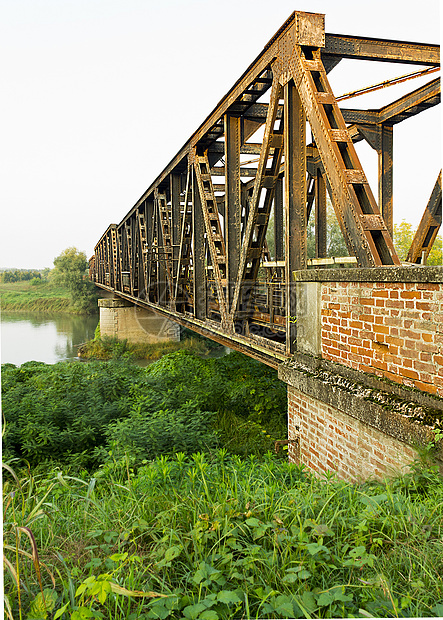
1, 312, 99, 366
1, 312, 229, 366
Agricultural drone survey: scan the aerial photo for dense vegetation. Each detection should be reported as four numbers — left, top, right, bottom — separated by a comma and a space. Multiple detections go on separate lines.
3, 350, 443, 619
4, 448, 443, 619
2, 351, 287, 469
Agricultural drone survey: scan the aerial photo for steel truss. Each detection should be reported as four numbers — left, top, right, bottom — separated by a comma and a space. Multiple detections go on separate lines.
91, 11, 440, 364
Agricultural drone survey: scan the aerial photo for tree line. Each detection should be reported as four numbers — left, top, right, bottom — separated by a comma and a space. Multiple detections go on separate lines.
1, 269, 50, 283
1, 247, 98, 314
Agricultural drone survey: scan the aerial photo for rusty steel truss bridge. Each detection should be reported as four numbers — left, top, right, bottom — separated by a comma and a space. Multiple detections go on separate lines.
90, 11, 441, 367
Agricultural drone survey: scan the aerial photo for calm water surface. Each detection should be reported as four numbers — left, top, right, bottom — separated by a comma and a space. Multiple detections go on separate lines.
1, 312, 99, 366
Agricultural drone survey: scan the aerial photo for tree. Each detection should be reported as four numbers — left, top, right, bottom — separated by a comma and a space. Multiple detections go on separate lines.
394, 221, 442, 265
53, 247, 98, 313
266, 202, 349, 261
307, 204, 349, 259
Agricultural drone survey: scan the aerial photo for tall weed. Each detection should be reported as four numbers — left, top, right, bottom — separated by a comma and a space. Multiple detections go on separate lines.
4, 453, 442, 619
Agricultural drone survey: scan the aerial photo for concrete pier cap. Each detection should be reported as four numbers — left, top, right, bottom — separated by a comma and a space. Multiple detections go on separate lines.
98, 297, 180, 343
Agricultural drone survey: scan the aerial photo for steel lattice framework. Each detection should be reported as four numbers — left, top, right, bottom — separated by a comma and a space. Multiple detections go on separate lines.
90, 11, 441, 366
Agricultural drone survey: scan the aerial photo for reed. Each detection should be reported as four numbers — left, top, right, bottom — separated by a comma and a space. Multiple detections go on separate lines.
0, 281, 73, 313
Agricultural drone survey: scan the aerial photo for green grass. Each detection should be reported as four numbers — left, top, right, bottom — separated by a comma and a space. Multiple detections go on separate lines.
0, 280, 73, 313
3, 453, 443, 619
3, 351, 442, 618
77, 334, 216, 362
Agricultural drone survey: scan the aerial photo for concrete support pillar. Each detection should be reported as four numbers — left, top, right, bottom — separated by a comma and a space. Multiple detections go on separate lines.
98, 298, 180, 343
295, 281, 321, 356
279, 361, 442, 481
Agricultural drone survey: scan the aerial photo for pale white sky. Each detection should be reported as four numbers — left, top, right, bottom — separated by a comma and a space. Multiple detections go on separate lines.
1, 0, 441, 269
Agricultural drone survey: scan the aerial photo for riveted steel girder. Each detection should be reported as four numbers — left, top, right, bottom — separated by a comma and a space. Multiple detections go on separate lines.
406, 172, 442, 264
91, 11, 440, 360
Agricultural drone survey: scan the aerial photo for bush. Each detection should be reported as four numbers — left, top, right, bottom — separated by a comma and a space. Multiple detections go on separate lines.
52, 247, 98, 313
107, 402, 218, 460
1, 360, 143, 469
2, 351, 288, 469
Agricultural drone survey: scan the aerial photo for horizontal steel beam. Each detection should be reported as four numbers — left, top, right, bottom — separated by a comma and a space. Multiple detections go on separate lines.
95, 285, 286, 368
341, 78, 441, 125
208, 142, 271, 155
341, 109, 380, 124
323, 34, 440, 66
378, 77, 440, 124
252, 77, 440, 128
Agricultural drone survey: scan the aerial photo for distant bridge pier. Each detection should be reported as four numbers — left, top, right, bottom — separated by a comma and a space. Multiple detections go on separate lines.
98, 298, 180, 344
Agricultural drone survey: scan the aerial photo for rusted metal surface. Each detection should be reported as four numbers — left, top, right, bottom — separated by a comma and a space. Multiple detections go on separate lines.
406, 172, 442, 264
336, 67, 439, 102
90, 11, 440, 360
322, 33, 439, 66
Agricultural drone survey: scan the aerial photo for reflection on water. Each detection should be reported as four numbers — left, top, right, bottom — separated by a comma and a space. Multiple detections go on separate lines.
1, 312, 99, 366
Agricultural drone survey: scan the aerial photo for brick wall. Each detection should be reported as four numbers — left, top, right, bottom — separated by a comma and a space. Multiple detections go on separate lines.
288, 385, 417, 482
321, 280, 443, 397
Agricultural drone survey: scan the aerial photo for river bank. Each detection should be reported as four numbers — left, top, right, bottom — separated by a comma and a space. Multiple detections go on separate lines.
77, 329, 222, 362
0, 280, 95, 314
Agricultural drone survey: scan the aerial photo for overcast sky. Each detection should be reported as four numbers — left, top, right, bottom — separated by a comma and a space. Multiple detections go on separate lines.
1, 0, 441, 269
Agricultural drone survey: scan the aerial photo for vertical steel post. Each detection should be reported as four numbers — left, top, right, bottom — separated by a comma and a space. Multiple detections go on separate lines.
145, 199, 155, 300
284, 80, 306, 354
378, 124, 394, 237
274, 178, 284, 261
224, 114, 242, 315
154, 197, 166, 306
170, 173, 181, 280
315, 169, 327, 258
192, 169, 206, 320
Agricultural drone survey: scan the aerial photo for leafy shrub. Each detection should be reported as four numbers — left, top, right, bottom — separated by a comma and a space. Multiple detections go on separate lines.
107, 402, 218, 460
2, 350, 288, 469
2, 360, 143, 469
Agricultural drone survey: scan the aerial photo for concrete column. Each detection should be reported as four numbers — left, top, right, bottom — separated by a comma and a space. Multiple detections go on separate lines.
98, 298, 180, 343
295, 281, 321, 356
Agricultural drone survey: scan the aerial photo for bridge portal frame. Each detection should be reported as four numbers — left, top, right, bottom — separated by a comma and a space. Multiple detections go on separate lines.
91, 11, 441, 361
